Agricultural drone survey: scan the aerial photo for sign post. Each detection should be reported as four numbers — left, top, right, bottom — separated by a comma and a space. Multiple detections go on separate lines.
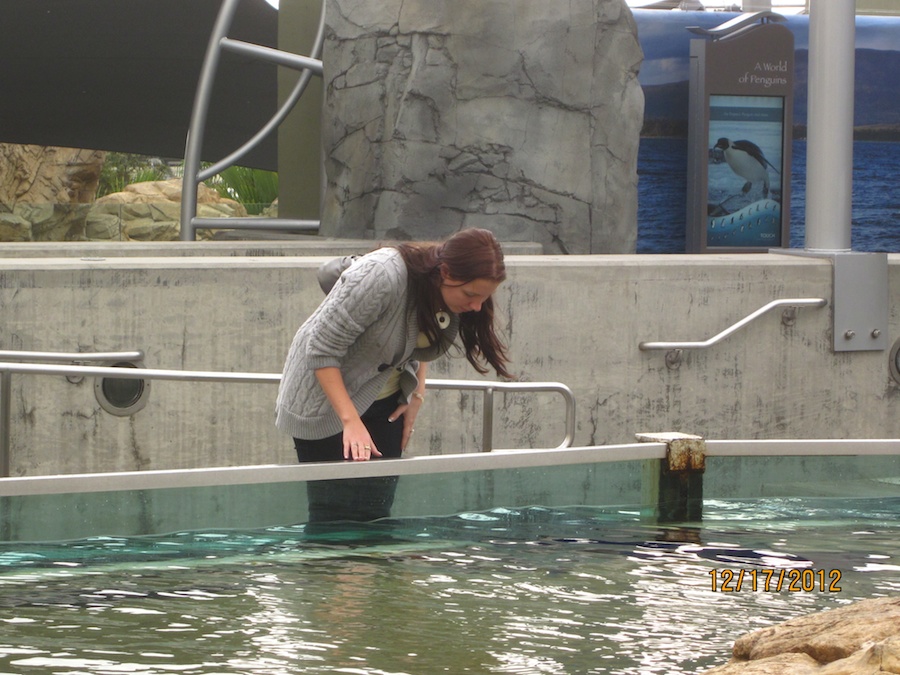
686, 13, 794, 253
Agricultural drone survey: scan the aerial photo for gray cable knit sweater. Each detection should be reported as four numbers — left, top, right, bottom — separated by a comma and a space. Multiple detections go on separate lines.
274, 247, 459, 440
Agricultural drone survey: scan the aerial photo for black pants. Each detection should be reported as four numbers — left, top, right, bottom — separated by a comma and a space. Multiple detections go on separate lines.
294, 395, 404, 524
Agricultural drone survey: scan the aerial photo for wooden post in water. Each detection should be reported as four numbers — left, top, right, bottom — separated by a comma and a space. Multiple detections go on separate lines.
638, 432, 706, 523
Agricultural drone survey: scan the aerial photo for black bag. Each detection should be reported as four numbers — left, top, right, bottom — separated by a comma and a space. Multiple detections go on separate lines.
316, 255, 358, 294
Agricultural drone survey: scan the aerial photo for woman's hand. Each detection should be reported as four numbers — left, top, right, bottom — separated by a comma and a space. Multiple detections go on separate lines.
342, 417, 381, 460
391, 391, 424, 451
315, 367, 382, 461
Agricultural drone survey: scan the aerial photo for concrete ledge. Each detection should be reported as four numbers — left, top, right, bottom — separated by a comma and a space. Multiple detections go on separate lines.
0, 238, 545, 258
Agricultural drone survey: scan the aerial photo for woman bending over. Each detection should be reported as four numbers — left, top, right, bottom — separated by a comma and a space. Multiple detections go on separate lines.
275, 227, 511, 523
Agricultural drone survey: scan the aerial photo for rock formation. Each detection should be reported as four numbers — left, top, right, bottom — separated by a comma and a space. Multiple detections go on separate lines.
704, 596, 900, 674
0, 146, 278, 243
87, 179, 248, 241
0, 144, 105, 241
319, 0, 644, 253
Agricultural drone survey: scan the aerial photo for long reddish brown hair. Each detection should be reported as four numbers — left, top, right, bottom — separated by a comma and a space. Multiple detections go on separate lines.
396, 228, 511, 379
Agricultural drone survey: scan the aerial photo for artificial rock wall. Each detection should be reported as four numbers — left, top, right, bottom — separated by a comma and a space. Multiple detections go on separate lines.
319, 0, 644, 253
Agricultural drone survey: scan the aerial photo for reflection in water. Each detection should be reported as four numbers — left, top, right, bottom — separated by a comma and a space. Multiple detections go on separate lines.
0, 499, 899, 674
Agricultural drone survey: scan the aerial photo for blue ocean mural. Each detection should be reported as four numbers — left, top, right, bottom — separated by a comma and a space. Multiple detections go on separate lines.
634, 10, 900, 253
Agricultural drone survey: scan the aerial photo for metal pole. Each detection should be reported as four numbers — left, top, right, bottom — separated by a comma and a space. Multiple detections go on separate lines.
482, 387, 494, 452
0, 352, 143, 474
804, 0, 855, 252
180, 0, 242, 241
1, 372, 11, 478
198, 6, 326, 183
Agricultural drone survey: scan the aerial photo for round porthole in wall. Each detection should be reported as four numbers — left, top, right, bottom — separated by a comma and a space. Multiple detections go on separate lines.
889, 338, 900, 386
94, 361, 150, 416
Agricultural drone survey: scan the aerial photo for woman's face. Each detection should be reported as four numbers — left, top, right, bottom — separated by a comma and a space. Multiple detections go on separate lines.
440, 275, 501, 314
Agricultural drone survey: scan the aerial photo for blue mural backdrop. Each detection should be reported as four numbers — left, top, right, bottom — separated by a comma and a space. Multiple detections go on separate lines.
634, 10, 900, 253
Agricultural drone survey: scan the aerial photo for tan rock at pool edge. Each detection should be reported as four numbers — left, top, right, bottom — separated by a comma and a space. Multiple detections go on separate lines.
703, 596, 900, 674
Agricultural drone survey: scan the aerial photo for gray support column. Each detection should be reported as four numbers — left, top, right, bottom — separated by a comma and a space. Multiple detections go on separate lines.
804, 0, 855, 252
277, 0, 324, 221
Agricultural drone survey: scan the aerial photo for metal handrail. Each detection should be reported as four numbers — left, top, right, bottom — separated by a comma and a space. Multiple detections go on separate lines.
0, 350, 144, 363
0, 351, 147, 478
0, 358, 576, 477
0, 361, 281, 383
180, 0, 325, 241
638, 298, 828, 351
686, 10, 787, 39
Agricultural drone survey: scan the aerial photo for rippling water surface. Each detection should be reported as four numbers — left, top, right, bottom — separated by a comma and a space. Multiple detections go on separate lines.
1, 498, 898, 674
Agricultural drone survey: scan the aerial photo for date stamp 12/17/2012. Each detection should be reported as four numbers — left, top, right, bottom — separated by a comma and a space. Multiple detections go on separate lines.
710, 568, 842, 593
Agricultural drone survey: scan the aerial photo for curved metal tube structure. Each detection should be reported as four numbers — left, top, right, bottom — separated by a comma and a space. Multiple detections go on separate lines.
180, 0, 325, 240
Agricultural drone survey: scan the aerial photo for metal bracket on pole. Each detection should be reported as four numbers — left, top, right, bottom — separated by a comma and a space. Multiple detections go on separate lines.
773, 249, 889, 353
832, 252, 889, 352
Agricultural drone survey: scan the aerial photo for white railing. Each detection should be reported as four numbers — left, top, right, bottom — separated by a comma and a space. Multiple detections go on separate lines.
3, 437, 900, 498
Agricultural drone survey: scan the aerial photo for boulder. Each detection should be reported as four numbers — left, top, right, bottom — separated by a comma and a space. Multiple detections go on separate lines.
19, 202, 91, 241
0, 144, 104, 209
0, 212, 31, 241
0, 144, 104, 241
704, 597, 900, 674
88, 178, 249, 241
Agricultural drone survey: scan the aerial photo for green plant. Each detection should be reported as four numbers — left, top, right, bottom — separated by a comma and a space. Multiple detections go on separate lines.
96, 155, 279, 215
97, 153, 171, 197
210, 165, 279, 215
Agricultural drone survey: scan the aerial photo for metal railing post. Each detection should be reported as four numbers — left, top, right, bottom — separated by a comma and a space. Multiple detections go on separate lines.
482, 386, 494, 452
426, 379, 575, 451
1, 372, 10, 478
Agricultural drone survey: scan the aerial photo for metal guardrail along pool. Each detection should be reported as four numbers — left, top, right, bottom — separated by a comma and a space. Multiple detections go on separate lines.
1, 353, 899, 508
0, 352, 577, 479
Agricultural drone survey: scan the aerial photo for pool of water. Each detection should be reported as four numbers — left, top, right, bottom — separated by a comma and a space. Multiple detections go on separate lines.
1, 497, 898, 674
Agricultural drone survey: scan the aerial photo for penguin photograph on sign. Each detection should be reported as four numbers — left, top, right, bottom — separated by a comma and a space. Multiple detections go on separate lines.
712, 137, 780, 197
706, 94, 785, 248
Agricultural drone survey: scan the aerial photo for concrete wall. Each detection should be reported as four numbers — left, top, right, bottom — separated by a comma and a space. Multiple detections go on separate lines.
2, 247, 900, 479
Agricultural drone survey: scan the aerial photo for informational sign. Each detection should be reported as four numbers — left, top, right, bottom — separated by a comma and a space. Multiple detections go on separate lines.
686, 15, 794, 253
